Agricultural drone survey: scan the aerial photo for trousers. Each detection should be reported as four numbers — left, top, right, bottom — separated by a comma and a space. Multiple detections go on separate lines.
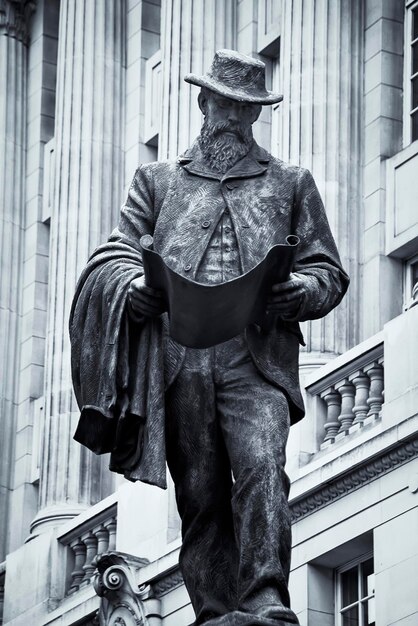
165, 335, 299, 626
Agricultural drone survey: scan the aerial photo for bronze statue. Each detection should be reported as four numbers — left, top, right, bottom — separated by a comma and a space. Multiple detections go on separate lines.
70, 50, 349, 626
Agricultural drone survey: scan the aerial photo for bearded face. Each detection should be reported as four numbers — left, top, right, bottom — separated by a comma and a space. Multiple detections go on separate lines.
198, 90, 260, 174
199, 119, 254, 174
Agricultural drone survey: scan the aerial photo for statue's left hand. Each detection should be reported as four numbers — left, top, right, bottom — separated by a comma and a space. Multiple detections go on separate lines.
267, 272, 308, 319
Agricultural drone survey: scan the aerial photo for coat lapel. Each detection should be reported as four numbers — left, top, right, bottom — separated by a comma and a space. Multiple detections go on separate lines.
178, 140, 270, 181
156, 140, 276, 279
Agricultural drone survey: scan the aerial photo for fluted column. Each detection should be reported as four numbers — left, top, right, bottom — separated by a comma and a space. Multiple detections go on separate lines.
158, 0, 237, 542
278, 0, 363, 361
160, 0, 237, 159
33, 0, 126, 533
0, 0, 33, 559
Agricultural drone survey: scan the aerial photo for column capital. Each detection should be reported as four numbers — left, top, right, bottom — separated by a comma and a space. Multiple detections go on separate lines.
0, 0, 36, 44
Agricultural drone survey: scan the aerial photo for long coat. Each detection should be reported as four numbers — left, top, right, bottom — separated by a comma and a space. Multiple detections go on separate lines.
70, 141, 349, 489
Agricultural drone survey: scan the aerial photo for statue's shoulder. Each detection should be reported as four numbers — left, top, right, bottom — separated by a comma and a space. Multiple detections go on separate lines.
266, 153, 307, 181
137, 159, 181, 179
252, 143, 306, 181
131, 159, 182, 202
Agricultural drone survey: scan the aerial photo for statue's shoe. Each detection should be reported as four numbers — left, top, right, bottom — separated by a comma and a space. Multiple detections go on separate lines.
201, 608, 299, 626
254, 604, 299, 623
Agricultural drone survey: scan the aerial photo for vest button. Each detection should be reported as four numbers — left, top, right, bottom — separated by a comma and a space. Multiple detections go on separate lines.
184, 263, 192, 272
201, 220, 211, 229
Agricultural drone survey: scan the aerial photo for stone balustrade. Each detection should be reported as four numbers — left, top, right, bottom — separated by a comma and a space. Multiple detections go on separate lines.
304, 333, 384, 450
58, 503, 117, 595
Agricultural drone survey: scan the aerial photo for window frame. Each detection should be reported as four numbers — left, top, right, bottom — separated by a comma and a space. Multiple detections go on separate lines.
404, 0, 418, 147
335, 552, 375, 626
144, 49, 162, 147
403, 252, 418, 308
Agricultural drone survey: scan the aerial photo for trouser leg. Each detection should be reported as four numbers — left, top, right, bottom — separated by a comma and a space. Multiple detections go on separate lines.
165, 356, 238, 624
215, 348, 298, 623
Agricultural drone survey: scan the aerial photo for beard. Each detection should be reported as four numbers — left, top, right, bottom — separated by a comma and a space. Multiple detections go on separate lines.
199, 118, 254, 174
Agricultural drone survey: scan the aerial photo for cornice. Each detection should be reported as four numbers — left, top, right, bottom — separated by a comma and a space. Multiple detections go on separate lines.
152, 567, 184, 597
290, 435, 418, 522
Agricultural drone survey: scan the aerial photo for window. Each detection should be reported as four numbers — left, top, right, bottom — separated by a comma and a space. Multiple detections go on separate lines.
336, 555, 375, 626
404, 253, 418, 308
270, 55, 281, 158
405, 1, 418, 144
144, 49, 162, 148
257, 0, 281, 57
411, 4, 418, 141
42, 137, 55, 224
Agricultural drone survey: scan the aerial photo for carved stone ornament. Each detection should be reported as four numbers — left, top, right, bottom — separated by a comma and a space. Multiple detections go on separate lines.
0, 0, 36, 43
290, 435, 418, 522
93, 552, 161, 626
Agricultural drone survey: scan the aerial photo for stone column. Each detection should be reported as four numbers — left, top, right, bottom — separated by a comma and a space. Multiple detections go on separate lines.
159, 0, 237, 159
158, 0, 237, 539
0, 0, 33, 559
277, 0, 363, 363
32, 0, 126, 534
361, 1, 403, 339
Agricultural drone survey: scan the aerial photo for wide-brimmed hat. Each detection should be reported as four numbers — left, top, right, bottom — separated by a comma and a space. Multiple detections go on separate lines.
184, 49, 283, 105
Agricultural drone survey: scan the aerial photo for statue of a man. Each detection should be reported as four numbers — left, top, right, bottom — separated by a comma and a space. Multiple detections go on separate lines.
70, 50, 349, 626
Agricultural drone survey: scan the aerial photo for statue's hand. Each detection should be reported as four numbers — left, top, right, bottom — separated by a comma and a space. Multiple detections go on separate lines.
128, 276, 167, 318
267, 272, 308, 319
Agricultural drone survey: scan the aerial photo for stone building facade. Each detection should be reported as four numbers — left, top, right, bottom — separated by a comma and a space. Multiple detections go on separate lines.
0, 0, 417, 625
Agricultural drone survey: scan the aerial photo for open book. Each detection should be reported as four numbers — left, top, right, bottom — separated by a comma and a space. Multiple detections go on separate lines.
140, 234, 299, 349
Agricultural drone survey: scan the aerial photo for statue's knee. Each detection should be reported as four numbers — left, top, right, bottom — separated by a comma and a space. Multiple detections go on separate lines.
246, 444, 286, 472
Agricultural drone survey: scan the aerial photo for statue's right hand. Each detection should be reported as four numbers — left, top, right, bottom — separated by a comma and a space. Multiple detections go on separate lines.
128, 276, 167, 318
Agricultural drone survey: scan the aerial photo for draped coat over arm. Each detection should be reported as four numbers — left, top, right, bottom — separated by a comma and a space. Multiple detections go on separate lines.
70, 141, 349, 489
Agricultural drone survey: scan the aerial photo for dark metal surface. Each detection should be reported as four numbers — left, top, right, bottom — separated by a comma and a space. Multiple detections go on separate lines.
165, 336, 298, 625
140, 234, 299, 348
70, 79, 348, 624
70, 141, 349, 491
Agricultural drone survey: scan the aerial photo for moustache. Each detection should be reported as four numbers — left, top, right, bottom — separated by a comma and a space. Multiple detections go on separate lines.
211, 122, 246, 142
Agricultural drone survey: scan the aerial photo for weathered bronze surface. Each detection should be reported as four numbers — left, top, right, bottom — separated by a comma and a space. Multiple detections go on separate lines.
70, 50, 349, 626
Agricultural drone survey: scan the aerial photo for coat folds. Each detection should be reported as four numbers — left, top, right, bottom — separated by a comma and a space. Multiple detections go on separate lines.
70, 141, 349, 489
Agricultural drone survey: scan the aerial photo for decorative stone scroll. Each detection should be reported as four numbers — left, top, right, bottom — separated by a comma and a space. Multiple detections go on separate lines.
93, 552, 161, 626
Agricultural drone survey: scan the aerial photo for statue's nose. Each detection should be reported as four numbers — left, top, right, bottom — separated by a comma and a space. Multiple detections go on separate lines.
227, 104, 240, 123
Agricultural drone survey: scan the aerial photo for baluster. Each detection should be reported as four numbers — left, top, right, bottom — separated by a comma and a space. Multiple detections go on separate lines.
378, 357, 384, 416
81, 531, 98, 585
0, 573, 5, 624
336, 379, 356, 433
69, 538, 86, 593
103, 517, 117, 551
321, 387, 341, 443
351, 370, 371, 426
365, 361, 384, 419
94, 524, 109, 556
